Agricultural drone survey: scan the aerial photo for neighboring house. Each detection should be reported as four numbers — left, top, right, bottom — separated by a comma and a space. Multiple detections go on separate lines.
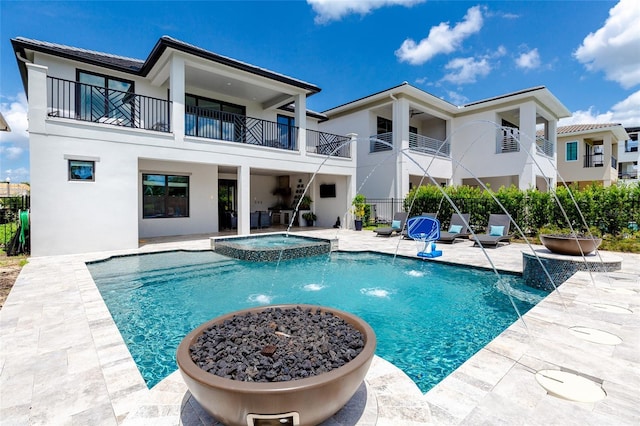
0, 111, 10, 131
556, 123, 629, 188
12, 36, 355, 256
618, 127, 639, 181
320, 83, 570, 200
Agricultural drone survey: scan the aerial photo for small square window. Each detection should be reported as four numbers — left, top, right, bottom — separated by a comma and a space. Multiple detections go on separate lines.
69, 160, 95, 181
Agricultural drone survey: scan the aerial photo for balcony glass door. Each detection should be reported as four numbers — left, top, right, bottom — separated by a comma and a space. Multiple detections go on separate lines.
186, 94, 245, 141
77, 71, 133, 124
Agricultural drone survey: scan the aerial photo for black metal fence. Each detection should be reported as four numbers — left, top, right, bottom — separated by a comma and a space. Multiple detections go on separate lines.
363, 198, 405, 226
1, 196, 30, 254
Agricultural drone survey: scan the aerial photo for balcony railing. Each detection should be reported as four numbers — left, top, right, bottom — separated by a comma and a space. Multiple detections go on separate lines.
306, 130, 351, 158
409, 133, 450, 157
186, 106, 299, 150
584, 152, 605, 168
370, 132, 449, 157
47, 76, 171, 132
536, 136, 554, 157
496, 128, 520, 153
611, 156, 618, 170
370, 132, 393, 153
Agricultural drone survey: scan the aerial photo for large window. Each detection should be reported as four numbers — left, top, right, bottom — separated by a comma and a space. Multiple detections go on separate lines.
566, 141, 578, 161
77, 70, 134, 124
185, 94, 245, 141
142, 174, 189, 218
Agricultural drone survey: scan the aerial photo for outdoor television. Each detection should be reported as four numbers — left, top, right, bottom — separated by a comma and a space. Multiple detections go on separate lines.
319, 184, 336, 198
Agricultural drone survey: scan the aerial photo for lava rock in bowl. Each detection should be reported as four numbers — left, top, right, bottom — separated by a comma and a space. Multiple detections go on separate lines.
176, 304, 376, 426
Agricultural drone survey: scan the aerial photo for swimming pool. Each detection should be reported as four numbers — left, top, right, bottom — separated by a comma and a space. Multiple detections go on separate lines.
88, 250, 548, 393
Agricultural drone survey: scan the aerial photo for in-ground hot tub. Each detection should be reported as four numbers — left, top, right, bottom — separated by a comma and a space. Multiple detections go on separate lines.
177, 304, 376, 426
211, 233, 335, 261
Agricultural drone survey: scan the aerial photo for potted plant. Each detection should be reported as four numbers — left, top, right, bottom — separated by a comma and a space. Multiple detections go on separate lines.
352, 194, 366, 231
302, 212, 317, 227
297, 195, 313, 226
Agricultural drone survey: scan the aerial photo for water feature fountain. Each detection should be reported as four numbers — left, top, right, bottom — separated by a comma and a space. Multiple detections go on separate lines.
182, 122, 629, 418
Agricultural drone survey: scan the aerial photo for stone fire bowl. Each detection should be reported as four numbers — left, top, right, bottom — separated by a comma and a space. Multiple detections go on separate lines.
176, 304, 376, 426
540, 234, 602, 256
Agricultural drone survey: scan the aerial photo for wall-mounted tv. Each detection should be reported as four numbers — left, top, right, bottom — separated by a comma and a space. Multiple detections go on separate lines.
319, 184, 336, 198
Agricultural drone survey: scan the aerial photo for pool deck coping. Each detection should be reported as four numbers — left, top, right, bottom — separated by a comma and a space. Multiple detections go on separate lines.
0, 228, 638, 425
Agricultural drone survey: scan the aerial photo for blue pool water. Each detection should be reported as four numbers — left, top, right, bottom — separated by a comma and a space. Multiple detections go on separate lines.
88, 250, 548, 392
216, 234, 320, 248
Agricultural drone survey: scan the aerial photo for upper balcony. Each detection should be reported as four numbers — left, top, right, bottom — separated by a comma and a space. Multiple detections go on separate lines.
496, 127, 554, 157
46, 76, 351, 158
370, 132, 450, 157
583, 152, 617, 169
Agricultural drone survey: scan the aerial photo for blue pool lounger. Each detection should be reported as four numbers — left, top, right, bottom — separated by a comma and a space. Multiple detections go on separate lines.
406, 216, 443, 258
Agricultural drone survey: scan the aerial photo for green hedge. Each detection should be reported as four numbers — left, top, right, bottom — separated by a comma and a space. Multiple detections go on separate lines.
403, 183, 640, 236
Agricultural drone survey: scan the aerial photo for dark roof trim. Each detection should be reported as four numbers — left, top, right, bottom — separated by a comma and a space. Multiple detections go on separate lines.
322, 82, 410, 113
278, 104, 327, 121
145, 37, 320, 94
11, 36, 321, 95
462, 86, 546, 107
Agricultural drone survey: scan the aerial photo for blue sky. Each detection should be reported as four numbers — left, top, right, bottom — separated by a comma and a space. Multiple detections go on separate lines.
1, 0, 639, 183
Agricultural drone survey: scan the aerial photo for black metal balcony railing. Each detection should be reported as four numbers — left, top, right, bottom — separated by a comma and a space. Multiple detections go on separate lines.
584, 152, 605, 168
611, 156, 618, 170
306, 129, 351, 158
186, 106, 298, 150
47, 77, 171, 132
47, 77, 350, 155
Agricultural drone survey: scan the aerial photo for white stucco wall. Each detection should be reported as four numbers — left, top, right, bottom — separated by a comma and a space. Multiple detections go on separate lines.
138, 159, 219, 238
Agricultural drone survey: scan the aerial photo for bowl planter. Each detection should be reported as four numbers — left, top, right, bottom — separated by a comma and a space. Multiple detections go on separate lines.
540, 234, 602, 256
177, 304, 376, 426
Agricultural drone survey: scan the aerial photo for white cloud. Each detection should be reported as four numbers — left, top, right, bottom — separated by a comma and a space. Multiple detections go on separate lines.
559, 90, 640, 127
493, 45, 507, 58
446, 90, 469, 105
2, 167, 30, 184
515, 48, 540, 70
0, 92, 29, 148
441, 57, 491, 85
574, 0, 640, 89
395, 5, 484, 65
0, 92, 30, 182
307, 0, 425, 24
1, 146, 24, 160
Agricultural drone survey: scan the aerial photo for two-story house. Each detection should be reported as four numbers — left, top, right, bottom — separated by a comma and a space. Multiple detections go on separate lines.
320, 83, 570, 203
12, 37, 356, 256
618, 127, 639, 181
555, 123, 629, 188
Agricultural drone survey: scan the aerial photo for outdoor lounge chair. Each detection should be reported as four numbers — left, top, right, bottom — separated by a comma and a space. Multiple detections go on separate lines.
374, 211, 408, 237
438, 213, 471, 243
472, 214, 512, 247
